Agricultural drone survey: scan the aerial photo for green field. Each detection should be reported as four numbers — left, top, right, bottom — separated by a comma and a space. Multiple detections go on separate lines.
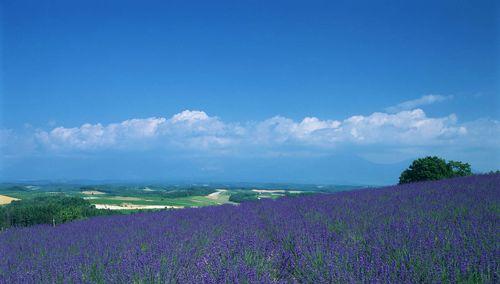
81, 192, 233, 208
0, 182, 341, 211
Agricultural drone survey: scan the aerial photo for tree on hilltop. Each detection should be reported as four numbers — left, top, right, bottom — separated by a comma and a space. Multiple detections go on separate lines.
399, 156, 472, 184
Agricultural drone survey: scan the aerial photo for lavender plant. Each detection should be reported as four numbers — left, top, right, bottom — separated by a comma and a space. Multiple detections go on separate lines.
0, 174, 498, 283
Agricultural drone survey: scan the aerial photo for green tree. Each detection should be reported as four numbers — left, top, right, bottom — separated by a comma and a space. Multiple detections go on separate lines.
399, 156, 452, 184
399, 156, 473, 184
448, 160, 472, 177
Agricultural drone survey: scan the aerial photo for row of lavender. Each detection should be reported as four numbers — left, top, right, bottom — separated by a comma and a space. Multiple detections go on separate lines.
1, 174, 498, 283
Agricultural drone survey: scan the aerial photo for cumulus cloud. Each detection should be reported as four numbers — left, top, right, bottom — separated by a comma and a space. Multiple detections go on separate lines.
29, 108, 481, 156
385, 94, 452, 113
34, 110, 241, 152
36, 117, 167, 150
253, 109, 467, 148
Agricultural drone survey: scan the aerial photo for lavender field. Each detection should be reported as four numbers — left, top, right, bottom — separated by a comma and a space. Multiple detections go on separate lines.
1, 174, 498, 283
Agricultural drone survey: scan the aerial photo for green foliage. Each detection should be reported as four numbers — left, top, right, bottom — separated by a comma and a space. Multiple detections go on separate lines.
81, 186, 217, 199
0, 196, 115, 229
2, 185, 30, 192
447, 160, 472, 177
228, 192, 259, 203
284, 191, 314, 198
157, 187, 217, 198
399, 156, 451, 184
399, 156, 472, 184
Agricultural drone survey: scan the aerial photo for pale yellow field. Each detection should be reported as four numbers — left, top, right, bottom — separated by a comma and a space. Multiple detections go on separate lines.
0, 195, 19, 205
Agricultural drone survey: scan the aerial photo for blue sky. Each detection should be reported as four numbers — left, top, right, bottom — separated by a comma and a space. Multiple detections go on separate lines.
1, 0, 499, 184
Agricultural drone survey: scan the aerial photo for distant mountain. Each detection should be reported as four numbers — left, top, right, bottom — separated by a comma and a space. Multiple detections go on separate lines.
0, 152, 410, 185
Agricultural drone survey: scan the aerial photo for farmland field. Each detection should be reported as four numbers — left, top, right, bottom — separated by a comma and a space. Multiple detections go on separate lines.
0, 183, 350, 212
0, 174, 498, 283
0, 195, 18, 205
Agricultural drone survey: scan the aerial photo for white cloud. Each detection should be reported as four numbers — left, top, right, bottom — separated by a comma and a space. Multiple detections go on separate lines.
252, 109, 466, 147
36, 117, 167, 150
35, 110, 240, 151
170, 110, 209, 124
12, 108, 495, 158
385, 94, 452, 113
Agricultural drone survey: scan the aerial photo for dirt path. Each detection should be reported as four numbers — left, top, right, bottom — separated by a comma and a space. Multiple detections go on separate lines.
207, 189, 228, 200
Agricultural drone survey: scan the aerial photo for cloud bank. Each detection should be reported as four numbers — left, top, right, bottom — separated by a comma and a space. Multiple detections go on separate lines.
2, 105, 499, 182
27, 108, 492, 157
